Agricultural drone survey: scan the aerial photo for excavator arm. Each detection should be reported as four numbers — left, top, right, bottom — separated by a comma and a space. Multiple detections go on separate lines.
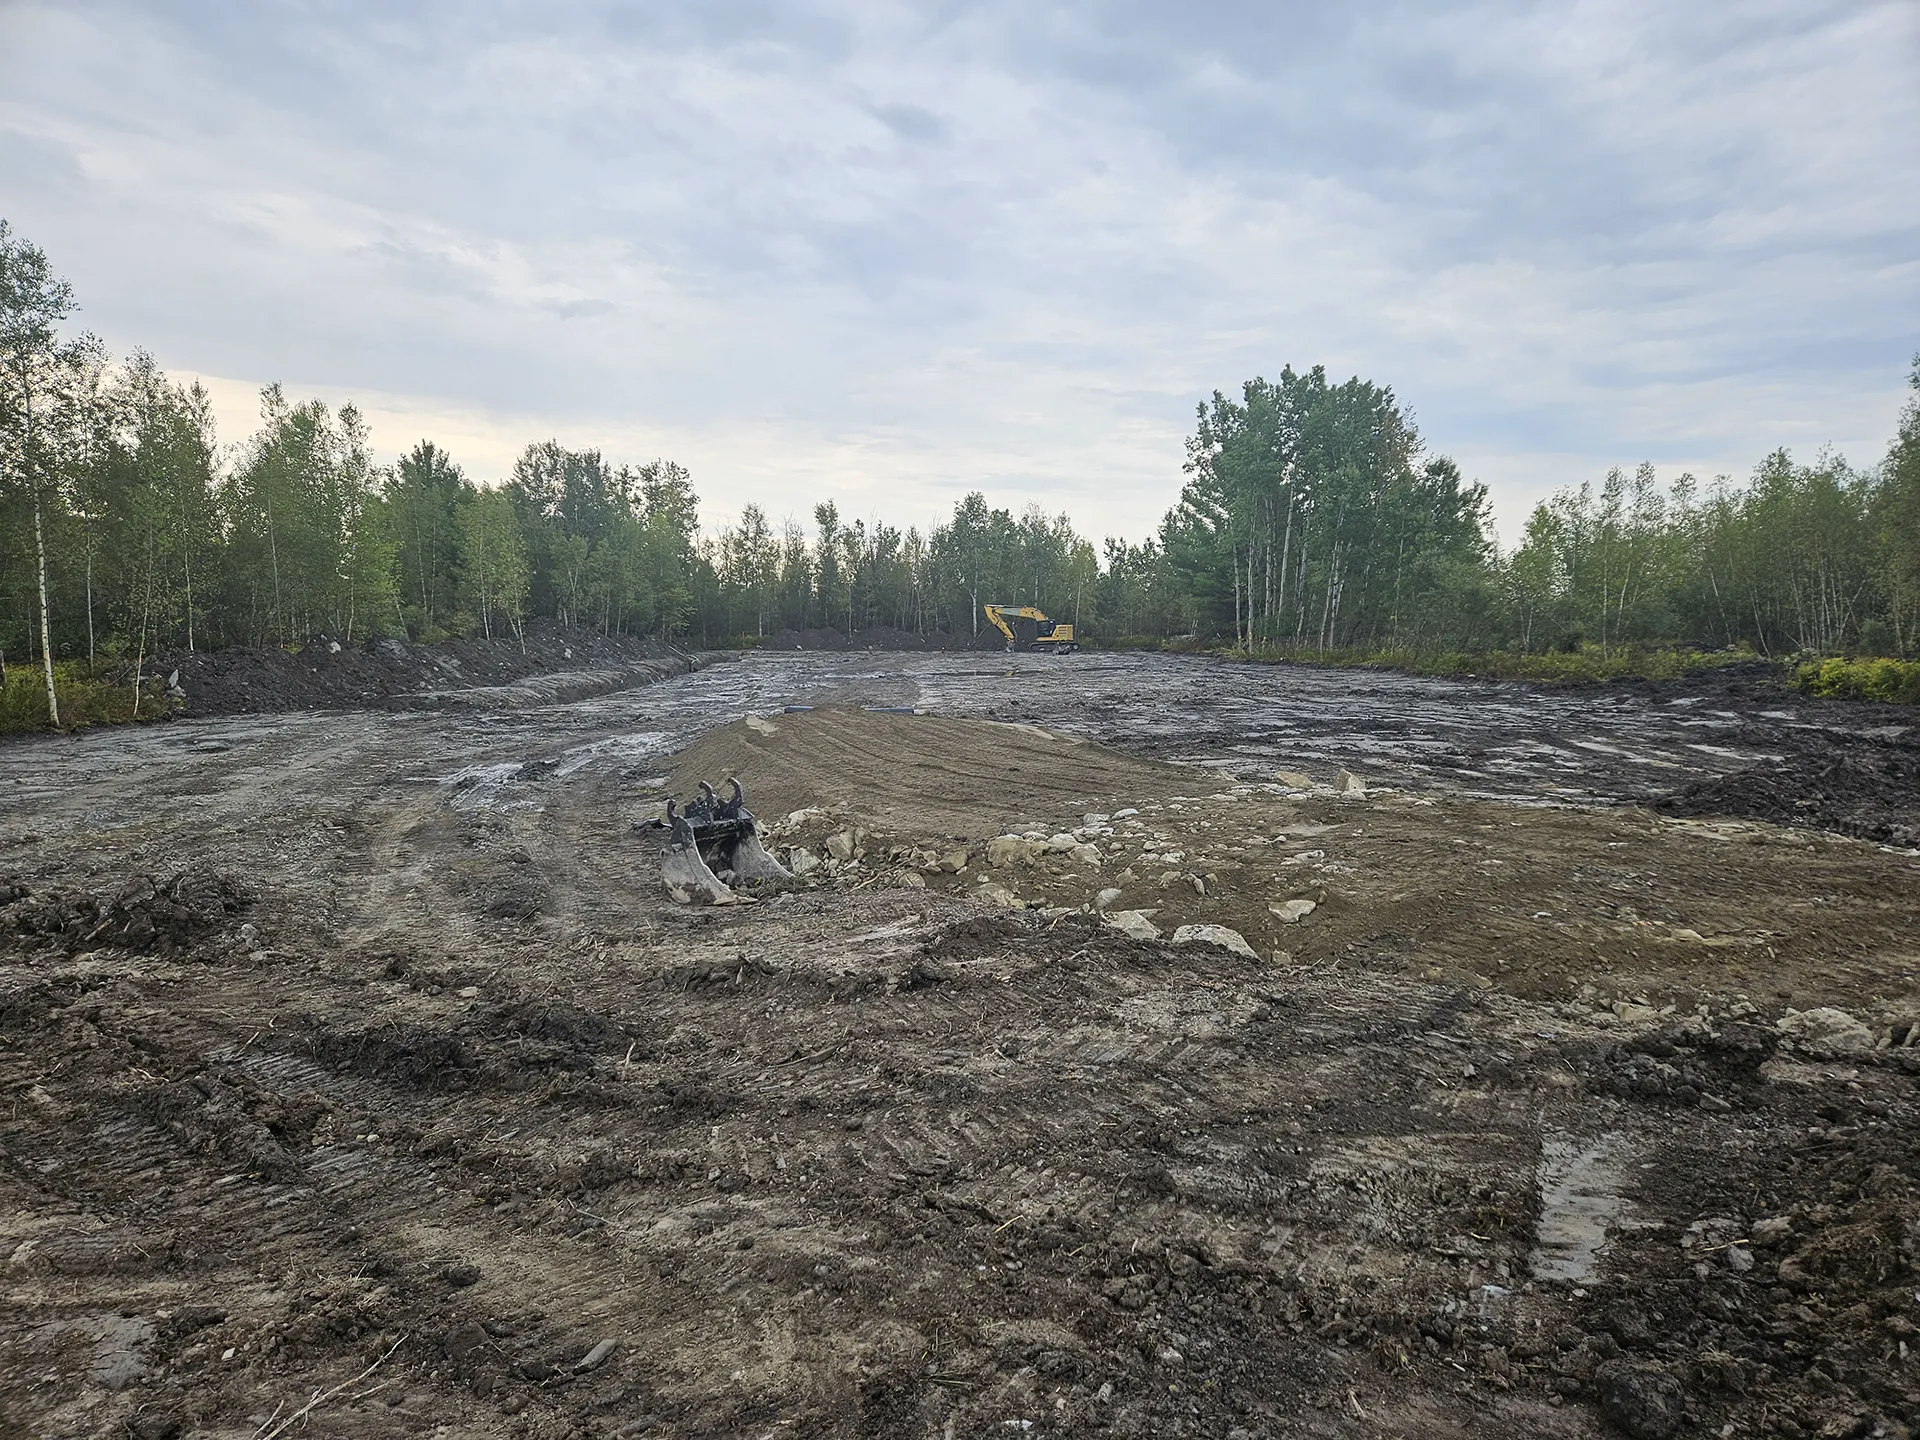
983, 604, 1020, 647
981, 605, 1079, 654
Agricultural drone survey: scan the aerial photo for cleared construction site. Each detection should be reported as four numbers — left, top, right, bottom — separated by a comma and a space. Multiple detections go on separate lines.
3, 650, 1918, 1440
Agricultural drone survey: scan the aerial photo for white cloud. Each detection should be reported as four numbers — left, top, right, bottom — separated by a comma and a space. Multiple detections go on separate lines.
1, 0, 1914, 546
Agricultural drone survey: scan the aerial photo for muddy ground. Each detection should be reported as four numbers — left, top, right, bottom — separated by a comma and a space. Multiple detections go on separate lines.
2, 651, 1917, 1440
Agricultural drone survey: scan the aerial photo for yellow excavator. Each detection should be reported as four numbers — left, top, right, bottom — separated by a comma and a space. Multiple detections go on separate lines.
983, 604, 1079, 654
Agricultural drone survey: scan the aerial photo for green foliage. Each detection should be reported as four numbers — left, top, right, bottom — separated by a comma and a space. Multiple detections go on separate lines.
457, 489, 530, 641
0, 661, 169, 733
1794, 655, 1920, 704
1170, 366, 1493, 651
7, 218, 1919, 720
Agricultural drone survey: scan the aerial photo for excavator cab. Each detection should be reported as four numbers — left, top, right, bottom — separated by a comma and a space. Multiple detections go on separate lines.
983, 604, 1079, 654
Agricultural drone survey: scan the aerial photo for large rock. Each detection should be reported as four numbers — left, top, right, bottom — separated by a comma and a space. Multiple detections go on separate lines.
1106, 910, 1163, 941
1776, 1006, 1874, 1054
1171, 924, 1258, 960
987, 835, 1041, 868
1592, 1359, 1685, 1439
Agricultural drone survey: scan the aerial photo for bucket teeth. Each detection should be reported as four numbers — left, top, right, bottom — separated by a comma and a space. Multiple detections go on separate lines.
653, 785, 789, 902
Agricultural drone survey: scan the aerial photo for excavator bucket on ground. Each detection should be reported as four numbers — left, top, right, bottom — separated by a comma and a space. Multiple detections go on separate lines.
643, 778, 792, 904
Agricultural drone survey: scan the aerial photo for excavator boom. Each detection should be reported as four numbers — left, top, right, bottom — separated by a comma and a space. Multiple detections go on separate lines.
982, 604, 1079, 654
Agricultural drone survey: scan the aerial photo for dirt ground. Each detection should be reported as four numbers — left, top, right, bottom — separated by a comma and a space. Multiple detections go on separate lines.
2, 653, 1917, 1439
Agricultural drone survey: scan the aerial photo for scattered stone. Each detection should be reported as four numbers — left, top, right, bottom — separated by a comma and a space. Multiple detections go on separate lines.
1775, 1006, 1874, 1054
1336, 769, 1368, 796
574, 1338, 618, 1373
825, 831, 857, 862
1171, 924, 1258, 960
1749, 1216, 1793, 1247
1106, 910, 1163, 941
1094, 887, 1124, 911
788, 848, 820, 876
1269, 899, 1317, 924
978, 882, 1023, 908
937, 848, 970, 873
1274, 771, 1312, 789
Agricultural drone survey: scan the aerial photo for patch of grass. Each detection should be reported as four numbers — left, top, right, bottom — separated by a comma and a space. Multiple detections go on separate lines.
1793, 655, 1920, 704
0, 664, 173, 734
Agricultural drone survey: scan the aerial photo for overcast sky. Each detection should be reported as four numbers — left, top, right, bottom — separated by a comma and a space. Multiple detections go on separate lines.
2, 1, 1915, 544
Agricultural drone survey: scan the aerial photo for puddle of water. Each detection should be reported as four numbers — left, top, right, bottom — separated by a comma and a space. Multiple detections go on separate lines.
1531, 1132, 1634, 1283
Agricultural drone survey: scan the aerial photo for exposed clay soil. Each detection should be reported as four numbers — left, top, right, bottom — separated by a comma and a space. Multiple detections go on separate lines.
2, 657, 1917, 1440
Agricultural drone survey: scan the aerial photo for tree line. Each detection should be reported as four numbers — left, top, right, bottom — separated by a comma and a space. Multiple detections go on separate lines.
1169, 363, 1920, 661
5, 218, 1918, 726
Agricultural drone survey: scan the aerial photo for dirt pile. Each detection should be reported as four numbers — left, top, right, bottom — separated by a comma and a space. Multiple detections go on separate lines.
1656, 725, 1920, 847
148, 621, 688, 718
0, 868, 251, 954
662, 710, 1920, 1013
664, 706, 1182, 839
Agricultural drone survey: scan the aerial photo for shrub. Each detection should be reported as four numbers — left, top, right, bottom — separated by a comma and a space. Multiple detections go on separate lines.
0, 664, 178, 733
1796, 655, 1920, 704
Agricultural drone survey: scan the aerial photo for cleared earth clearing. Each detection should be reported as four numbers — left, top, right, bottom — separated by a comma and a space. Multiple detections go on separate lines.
1, 653, 1916, 1439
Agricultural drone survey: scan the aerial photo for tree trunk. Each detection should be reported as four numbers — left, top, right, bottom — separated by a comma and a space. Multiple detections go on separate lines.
33, 487, 60, 726
85, 532, 96, 671
266, 488, 283, 647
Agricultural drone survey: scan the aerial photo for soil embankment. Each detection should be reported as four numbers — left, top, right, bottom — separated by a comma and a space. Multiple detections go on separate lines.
155, 622, 695, 718
1, 659, 1916, 1439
